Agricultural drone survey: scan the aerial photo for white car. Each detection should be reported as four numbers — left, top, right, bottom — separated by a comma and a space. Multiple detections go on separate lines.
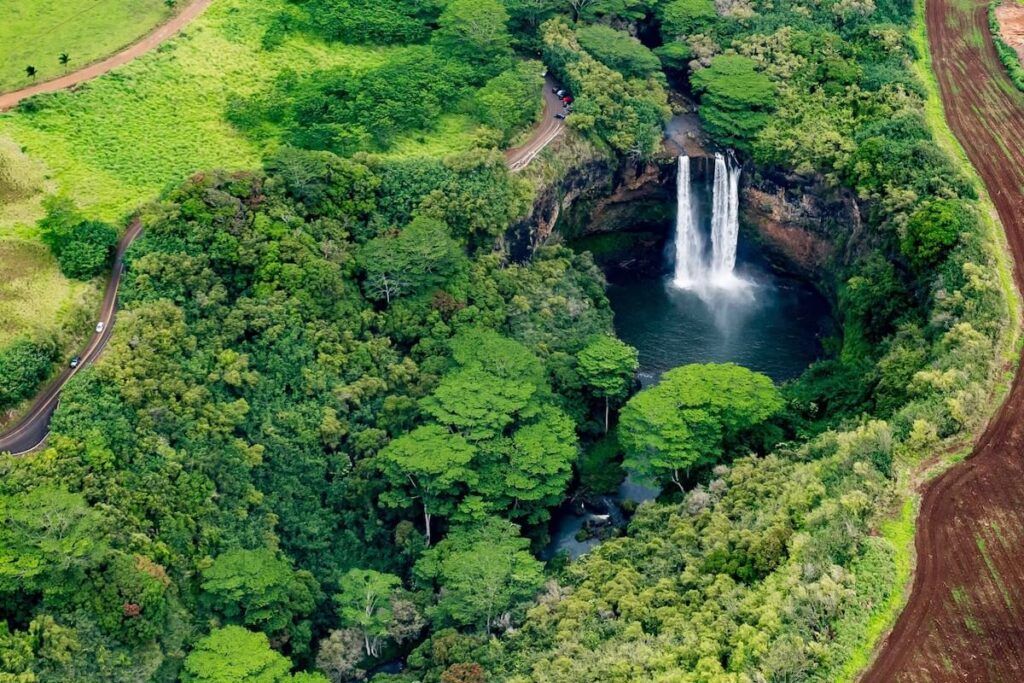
95, 321, 105, 333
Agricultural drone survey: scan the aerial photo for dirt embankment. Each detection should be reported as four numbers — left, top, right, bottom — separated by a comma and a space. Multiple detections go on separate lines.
996, 1, 1024, 64
861, 0, 1024, 680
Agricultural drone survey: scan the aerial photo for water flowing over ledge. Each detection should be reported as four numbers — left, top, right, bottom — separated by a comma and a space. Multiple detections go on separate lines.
672, 153, 749, 293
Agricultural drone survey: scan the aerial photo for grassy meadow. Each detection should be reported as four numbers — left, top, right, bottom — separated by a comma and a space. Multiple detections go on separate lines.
0, 0, 172, 92
0, 0, 488, 398
0, 240, 95, 349
0, 0, 484, 236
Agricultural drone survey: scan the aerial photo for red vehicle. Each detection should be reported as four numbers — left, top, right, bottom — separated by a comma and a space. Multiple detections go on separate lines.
561, 95, 574, 105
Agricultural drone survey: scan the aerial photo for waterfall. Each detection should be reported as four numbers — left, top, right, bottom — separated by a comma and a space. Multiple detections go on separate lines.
710, 153, 742, 284
672, 153, 745, 291
671, 156, 704, 288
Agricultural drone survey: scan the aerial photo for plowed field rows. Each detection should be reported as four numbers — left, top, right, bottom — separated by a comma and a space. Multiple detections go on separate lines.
862, 0, 1024, 680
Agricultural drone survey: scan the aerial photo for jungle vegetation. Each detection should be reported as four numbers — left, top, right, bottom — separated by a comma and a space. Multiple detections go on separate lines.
0, 0, 1012, 681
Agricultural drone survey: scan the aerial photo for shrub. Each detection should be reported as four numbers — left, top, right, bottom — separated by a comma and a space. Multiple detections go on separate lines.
303, 0, 444, 45
55, 221, 118, 280
472, 61, 545, 144
0, 335, 59, 411
690, 55, 775, 151
660, 0, 718, 39
901, 199, 973, 270
577, 25, 662, 79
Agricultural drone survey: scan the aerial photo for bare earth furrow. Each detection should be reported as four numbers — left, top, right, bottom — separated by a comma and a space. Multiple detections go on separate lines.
862, 0, 1024, 678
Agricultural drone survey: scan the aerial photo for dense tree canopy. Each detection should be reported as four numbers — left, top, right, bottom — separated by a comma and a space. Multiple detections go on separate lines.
620, 363, 783, 490
691, 55, 776, 152
0, 0, 1011, 679
0, 147, 615, 679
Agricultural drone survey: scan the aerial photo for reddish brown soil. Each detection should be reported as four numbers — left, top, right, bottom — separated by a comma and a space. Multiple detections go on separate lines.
0, 0, 214, 111
996, 2, 1024, 64
862, 0, 1024, 680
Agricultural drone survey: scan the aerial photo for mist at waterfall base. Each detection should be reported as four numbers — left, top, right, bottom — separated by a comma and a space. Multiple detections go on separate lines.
619, 154, 830, 387
545, 155, 830, 560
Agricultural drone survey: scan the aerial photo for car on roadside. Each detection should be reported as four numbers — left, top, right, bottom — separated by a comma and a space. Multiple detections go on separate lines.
96, 321, 105, 333
70, 357, 80, 368
554, 113, 566, 120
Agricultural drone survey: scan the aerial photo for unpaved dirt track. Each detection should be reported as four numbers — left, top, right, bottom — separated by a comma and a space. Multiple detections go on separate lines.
0, 0, 214, 111
862, 0, 1024, 680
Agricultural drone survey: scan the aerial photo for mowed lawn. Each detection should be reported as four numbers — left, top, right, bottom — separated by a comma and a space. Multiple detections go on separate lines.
0, 0, 483, 235
0, 0, 172, 92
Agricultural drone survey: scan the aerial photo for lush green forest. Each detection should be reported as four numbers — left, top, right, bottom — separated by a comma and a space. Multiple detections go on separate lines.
0, 0, 1014, 682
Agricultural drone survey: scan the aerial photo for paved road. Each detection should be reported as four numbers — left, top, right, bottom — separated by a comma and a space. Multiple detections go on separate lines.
506, 75, 567, 172
0, 219, 141, 455
0, 0, 214, 111
0, 75, 563, 455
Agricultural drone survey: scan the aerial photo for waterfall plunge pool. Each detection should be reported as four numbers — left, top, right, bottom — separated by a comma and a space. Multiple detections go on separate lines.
610, 265, 831, 389
545, 156, 833, 561
544, 265, 831, 560
620, 154, 832, 386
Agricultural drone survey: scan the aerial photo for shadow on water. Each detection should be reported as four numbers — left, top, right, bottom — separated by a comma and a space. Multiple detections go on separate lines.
610, 263, 831, 388
544, 251, 832, 561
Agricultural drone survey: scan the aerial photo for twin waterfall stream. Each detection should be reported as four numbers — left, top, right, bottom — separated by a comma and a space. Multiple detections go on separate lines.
546, 150, 832, 560
672, 153, 745, 291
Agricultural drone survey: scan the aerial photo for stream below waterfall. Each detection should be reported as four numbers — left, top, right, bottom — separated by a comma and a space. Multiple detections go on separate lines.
545, 156, 832, 560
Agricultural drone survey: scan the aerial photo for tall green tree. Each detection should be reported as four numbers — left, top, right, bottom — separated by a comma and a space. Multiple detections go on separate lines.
181, 626, 324, 683
473, 409, 578, 524
358, 216, 467, 303
414, 517, 543, 633
577, 335, 638, 432
434, 0, 513, 78
619, 364, 783, 492
334, 568, 412, 657
378, 424, 477, 545
200, 548, 318, 651
0, 487, 106, 599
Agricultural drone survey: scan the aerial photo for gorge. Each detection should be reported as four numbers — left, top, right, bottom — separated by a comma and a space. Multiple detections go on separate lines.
547, 150, 832, 559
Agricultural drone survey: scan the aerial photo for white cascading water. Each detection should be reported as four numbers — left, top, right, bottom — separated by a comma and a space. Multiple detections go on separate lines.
671, 156, 704, 288
710, 152, 742, 284
672, 152, 745, 290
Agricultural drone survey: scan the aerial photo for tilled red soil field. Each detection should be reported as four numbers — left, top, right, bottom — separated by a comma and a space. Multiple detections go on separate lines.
862, 0, 1024, 680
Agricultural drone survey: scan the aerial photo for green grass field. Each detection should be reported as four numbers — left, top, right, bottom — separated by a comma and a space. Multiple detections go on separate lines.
0, 240, 94, 348
0, 0, 485, 236
0, 0, 172, 93
0, 0, 485, 375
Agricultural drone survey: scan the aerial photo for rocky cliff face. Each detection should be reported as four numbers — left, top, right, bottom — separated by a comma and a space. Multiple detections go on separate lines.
513, 133, 861, 291
741, 169, 864, 291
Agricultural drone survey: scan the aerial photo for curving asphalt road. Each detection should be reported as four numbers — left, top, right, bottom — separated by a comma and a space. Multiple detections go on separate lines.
0, 0, 215, 111
0, 76, 562, 456
0, 219, 141, 455
506, 75, 567, 172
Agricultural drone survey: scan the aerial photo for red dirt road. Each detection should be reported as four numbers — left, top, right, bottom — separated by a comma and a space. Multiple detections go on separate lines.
0, 0, 214, 111
862, 0, 1024, 680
